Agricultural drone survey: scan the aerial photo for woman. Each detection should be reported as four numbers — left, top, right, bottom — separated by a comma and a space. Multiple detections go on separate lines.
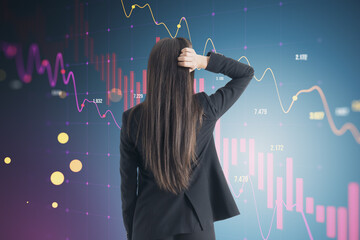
120, 37, 255, 240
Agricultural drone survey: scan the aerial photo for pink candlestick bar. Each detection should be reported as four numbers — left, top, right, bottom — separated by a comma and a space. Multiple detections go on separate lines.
349, 182, 359, 240
143, 69, 147, 94
214, 120, 220, 160
286, 157, 293, 211
296, 178, 303, 212
258, 152, 264, 190
306, 197, 314, 214
136, 82, 140, 105
223, 138, 229, 181
240, 138, 246, 153
199, 78, 204, 92
267, 153, 273, 208
277, 177, 283, 229
337, 207, 347, 240
249, 138, 255, 175
231, 138, 237, 166
316, 205, 325, 223
326, 206, 336, 238
193, 78, 197, 93
118, 68, 122, 90
124, 75, 128, 111
106, 53, 110, 105
130, 71, 134, 108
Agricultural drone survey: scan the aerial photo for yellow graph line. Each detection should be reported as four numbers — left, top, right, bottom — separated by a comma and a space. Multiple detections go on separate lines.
120, 0, 360, 144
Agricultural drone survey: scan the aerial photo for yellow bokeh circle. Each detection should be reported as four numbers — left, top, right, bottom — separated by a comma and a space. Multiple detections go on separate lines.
50, 171, 64, 185
57, 132, 69, 144
4, 157, 11, 164
52, 202, 58, 208
70, 159, 83, 172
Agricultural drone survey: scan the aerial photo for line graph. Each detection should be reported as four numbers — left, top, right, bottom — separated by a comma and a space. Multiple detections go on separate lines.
1, 0, 359, 144
0, 41, 121, 129
1, 0, 359, 240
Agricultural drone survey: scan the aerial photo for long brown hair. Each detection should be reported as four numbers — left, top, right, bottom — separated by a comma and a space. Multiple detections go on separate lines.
126, 37, 204, 195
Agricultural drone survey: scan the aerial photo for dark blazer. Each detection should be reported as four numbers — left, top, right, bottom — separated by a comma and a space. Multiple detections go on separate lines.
120, 51, 255, 240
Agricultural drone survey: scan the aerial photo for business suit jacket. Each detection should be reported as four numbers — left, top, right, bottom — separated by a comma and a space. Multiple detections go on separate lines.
120, 51, 255, 240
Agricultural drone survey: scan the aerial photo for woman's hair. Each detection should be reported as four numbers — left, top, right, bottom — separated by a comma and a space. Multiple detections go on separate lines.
126, 37, 204, 195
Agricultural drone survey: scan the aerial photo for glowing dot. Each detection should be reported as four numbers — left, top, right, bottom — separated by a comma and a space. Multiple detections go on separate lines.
244, 7, 247, 12
131, 25, 133, 28
86, 32, 88, 35
102, 114, 105, 118
130, 57, 133, 61
23, 74, 32, 82
177, 24, 181, 28
61, 69, 66, 74
109, 88, 122, 102
59, 91, 67, 99
107, 28, 110, 32
292, 95, 298, 101
244, 45, 247, 50
155, 21, 158, 24
6, 45, 17, 57
69, 159, 83, 173
4, 157, 11, 164
26, 201, 29, 204
0, 69, 6, 81
50, 171, 65, 185
212, 12, 215, 16
279, 42, 283, 46
57, 132, 69, 144
52, 202, 58, 208
131, 5, 135, 9
42, 60, 49, 66
81, 103, 85, 107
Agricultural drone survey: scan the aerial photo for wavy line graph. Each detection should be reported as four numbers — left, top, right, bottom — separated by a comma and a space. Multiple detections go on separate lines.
226, 175, 314, 240
1, 0, 359, 144
122, 0, 360, 144
0, 41, 121, 129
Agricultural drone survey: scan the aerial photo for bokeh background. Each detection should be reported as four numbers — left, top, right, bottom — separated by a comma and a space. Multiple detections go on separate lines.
1, 0, 359, 239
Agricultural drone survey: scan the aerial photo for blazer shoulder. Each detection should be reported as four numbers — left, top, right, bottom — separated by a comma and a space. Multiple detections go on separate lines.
197, 92, 217, 120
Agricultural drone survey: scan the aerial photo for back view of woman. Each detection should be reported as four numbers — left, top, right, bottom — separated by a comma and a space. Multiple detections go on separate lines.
120, 37, 255, 240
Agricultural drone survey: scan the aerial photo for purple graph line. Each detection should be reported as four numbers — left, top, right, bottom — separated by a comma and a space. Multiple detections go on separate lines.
0, 41, 121, 129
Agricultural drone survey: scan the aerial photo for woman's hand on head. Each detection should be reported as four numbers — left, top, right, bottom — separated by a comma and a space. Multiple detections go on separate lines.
177, 47, 200, 72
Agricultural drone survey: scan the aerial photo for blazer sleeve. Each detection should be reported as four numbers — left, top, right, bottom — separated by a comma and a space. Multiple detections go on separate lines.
120, 112, 138, 240
202, 51, 255, 120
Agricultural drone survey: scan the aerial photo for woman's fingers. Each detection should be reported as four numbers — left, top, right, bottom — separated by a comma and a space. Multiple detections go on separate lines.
178, 48, 197, 69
